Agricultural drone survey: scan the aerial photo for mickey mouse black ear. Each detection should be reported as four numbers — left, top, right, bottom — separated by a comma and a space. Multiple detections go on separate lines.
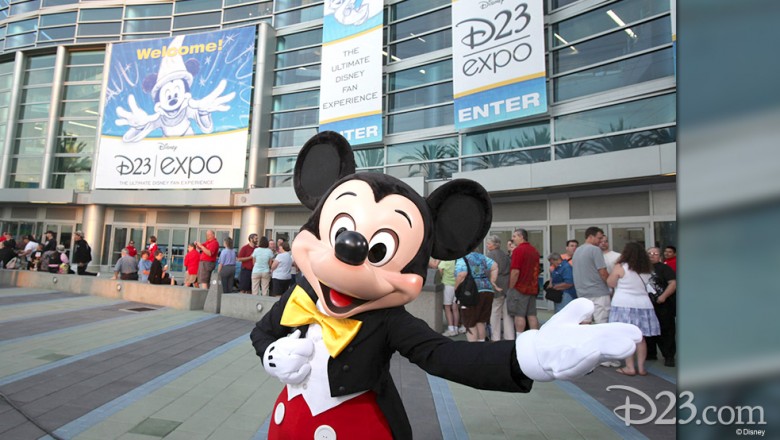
428, 179, 492, 260
294, 131, 356, 210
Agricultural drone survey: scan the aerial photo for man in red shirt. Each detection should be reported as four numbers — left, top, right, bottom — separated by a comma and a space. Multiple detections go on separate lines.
663, 245, 677, 272
195, 230, 219, 288
126, 240, 138, 258
236, 233, 259, 293
183, 243, 200, 287
506, 228, 541, 335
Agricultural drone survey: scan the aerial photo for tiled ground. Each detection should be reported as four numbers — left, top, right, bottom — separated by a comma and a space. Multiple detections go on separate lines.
0, 285, 676, 439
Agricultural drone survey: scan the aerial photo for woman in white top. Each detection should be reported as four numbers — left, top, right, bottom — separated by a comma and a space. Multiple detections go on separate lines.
270, 241, 294, 296
607, 242, 660, 376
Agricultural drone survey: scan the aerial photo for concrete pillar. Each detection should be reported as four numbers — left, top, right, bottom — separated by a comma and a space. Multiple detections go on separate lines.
40, 45, 67, 189
247, 22, 276, 189
240, 205, 264, 246
0, 51, 25, 187
82, 204, 106, 266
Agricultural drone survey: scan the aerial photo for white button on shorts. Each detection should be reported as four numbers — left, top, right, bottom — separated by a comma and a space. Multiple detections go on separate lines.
314, 424, 336, 440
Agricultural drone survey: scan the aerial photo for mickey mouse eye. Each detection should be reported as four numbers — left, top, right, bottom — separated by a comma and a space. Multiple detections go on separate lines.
367, 230, 398, 266
329, 214, 356, 246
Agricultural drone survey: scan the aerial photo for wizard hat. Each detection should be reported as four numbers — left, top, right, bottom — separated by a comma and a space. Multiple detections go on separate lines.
151, 35, 193, 99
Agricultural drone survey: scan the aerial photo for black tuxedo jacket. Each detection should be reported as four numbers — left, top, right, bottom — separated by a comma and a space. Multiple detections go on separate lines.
250, 275, 533, 439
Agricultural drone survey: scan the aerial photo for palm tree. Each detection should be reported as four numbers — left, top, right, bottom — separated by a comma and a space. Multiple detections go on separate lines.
398, 142, 459, 179
354, 148, 384, 169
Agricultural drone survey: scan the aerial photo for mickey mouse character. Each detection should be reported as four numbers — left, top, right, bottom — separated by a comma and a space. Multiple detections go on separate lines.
115, 35, 235, 143
251, 131, 641, 439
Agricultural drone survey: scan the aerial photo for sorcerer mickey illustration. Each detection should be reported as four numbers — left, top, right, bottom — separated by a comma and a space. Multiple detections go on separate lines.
251, 131, 642, 439
114, 35, 235, 143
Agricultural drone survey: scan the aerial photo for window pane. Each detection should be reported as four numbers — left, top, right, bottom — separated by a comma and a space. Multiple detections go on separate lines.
79, 8, 123, 22
19, 103, 50, 119
463, 122, 550, 155
61, 100, 100, 118
11, 0, 41, 16
387, 105, 453, 134
16, 121, 47, 137
26, 54, 56, 70
273, 90, 319, 111
6, 33, 36, 48
40, 11, 76, 27
173, 12, 221, 29
275, 0, 321, 12
391, 0, 449, 22
386, 160, 458, 180
0, 90, 9, 106
125, 3, 172, 18
554, 17, 671, 74
21, 87, 52, 103
275, 4, 323, 28
8, 18, 36, 35
555, 94, 675, 141
276, 28, 322, 51
462, 148, 550, 171
38, 26, 75, 41
269, 156, 296, 174
553, 0, 670, 46
354, 148, 384, 168
275, 65, 321, 86
124, 18, 172, 34
10, 173, 41, 188
66, 65, 103, 82
224, 2, 273, 22
387, 137, 458, 164
272, 108, 318, 129
43, 0, 77, 6
554, 48, 674, 102
14, 137, 46, 154
552, 0, 578, 10
388, 82, 452, 112
54, 156, 92, 173
268, 175, 293, 187
389, 9, 450, 42
389, 59, 451, 90
175, 0, 218, 14
390, 29, 451, 60
51, 173, 91, 190
56, 136, 95, 154
77, 22, 121, 36
276, 47, 320, 68
63, 83, 101, 100
60, 120, 98, 137
68, 51, 104, 65
555, 126, 676, 159
270, 127, 317, 148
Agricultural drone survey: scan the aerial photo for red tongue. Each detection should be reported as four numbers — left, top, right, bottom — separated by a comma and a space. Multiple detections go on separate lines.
329, 289, 353, 308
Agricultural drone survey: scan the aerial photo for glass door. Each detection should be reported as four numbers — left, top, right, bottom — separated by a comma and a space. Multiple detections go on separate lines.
156, 228, 188, 272
609, 224, 650, 254
43, 223, 74, 255
488, 227, 549, 309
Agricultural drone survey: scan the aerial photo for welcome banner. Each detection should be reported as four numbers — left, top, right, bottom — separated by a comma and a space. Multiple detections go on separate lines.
452, 0, 547, 130
319, 0, 383, 146
95, 27, 256, 189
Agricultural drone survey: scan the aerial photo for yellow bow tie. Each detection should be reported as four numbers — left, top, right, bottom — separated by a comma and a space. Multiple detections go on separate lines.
281, 286, 362, 358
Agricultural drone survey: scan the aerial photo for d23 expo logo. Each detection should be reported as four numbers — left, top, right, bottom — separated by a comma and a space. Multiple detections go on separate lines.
114, 154, 223, 179
455, 3, 534, 77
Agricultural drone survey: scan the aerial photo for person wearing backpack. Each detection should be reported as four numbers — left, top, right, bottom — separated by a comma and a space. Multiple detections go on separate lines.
73, 231, 97, 276
455, 249, 500, 342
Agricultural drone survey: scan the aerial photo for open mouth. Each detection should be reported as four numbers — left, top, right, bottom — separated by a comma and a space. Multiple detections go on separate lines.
319, 282, 368, 314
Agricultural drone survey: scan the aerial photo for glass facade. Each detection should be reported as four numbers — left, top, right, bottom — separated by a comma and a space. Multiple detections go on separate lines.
0, 0, 675, 190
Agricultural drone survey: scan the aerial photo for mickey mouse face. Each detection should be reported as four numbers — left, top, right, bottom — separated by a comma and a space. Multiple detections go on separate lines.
292, 131, 492, 319
293, 178, 428, 318
158, 79, 189, 112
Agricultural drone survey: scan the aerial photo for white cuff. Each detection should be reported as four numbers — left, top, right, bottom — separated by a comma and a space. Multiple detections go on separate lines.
515, 330, 555, 382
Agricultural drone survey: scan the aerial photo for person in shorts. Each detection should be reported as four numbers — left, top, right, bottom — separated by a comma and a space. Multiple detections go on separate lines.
455, 250, 499, 342
437, 259, 462, 336
506, 228, 540, 335
195, 230, 219, 288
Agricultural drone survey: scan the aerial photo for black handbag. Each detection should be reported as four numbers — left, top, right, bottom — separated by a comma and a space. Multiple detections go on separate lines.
455, 258, 480, 307
543, 280, 563, 303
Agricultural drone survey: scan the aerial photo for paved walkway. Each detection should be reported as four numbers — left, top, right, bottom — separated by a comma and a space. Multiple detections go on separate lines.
0, 286, 676, 439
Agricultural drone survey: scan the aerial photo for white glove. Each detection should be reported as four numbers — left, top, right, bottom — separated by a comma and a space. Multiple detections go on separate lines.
263, 329, 314, 384
516, 298, 642, 382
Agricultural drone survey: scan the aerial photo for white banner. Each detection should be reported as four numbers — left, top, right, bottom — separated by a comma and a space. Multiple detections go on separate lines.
319, 0, 383, 145
94, 130, 248, 188
452, 0, 547, 129
95, 28, 255, 189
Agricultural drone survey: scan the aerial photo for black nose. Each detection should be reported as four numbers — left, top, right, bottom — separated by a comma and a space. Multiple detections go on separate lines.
334, 230, 368, 266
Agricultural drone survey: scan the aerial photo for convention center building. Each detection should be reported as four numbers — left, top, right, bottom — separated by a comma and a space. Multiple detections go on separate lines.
0, 0, 676, 279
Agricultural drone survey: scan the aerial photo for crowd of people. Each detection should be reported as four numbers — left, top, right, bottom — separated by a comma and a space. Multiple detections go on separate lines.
434, 226, 678, 375
0, 229, 297, 296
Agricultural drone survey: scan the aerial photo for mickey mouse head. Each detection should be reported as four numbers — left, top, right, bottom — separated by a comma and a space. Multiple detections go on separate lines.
291, 131, 493, 319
